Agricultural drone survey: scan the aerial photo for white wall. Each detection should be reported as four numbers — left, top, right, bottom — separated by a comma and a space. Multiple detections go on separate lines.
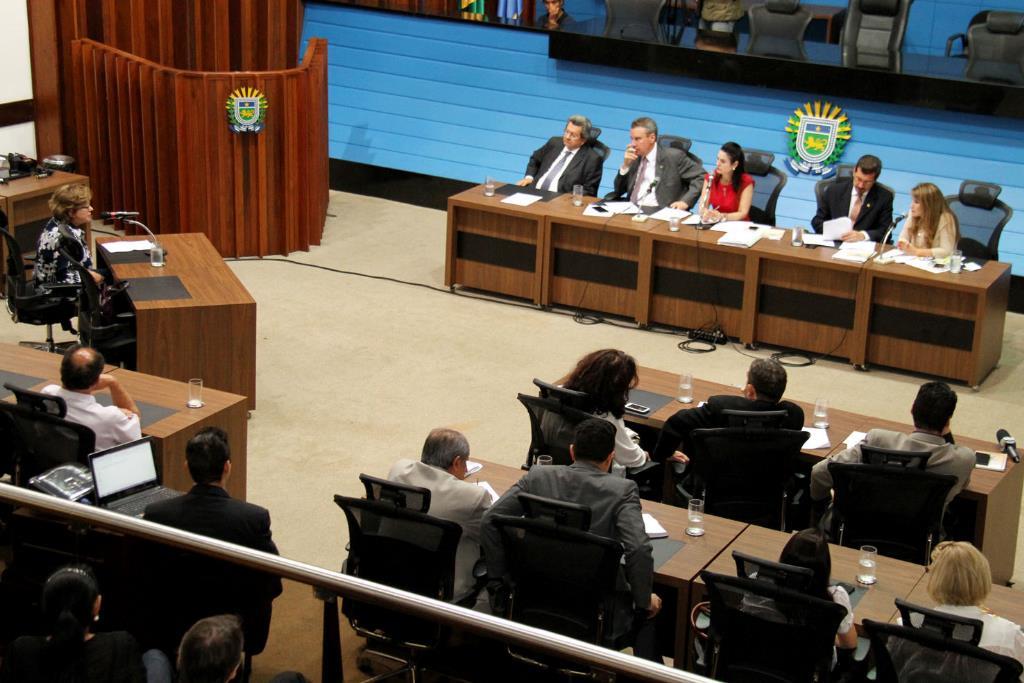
0, 0, 36, 158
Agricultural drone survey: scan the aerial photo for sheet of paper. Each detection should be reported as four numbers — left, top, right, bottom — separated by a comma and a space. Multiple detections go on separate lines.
717, 226, 766, 248
643, 513, 669, 539
802, 233, 835, 247
843, 431, 867, 448
102, 240, 156, 253
831, 249, 871, 263
466, 460, 483, 476
682, 213, 704, 225
802, 427, 831, 450
839, 240, 877, 251
500, 192, 542, 207
963, 262, 982, 272
717, 220, 756, 231
764, 228, 786, 241
649, 206, 691, 221
583, 204, 614, 217
906, 258, 947, 274
476, 481, 500, 503
975, 450, 1007, 472
602, 201, 640, 215
823, 216, 853, 240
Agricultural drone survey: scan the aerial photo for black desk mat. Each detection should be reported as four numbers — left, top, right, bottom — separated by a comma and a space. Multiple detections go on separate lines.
495, 183, 560, 202
126, 275, 191, 302
101, 247, 152, 264
626, 389, 675, 416
94, 394, 178, 428
651, 538, 685, 570
0, 371, 47, 398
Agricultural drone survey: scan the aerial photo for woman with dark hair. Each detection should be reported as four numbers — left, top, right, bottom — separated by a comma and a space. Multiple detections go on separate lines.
779, 529, 857, 651
0, 564, 146, 683
697, 141, 754, 222
562, 349, 649, 468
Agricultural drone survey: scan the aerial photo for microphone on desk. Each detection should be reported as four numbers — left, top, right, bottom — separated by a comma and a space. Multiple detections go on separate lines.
101, 210, 141, 219
872, 213, 907, 262
630, 178, 659, 222
997, 429, 1020, 463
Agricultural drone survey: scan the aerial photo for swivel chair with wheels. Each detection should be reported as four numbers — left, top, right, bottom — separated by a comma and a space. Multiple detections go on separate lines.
0, 401, 95, 486
965, 12, 1024, 85
840, 0, 914, 72
895, 598, 984, 645
61, 249, 136, 369
3, 382, 67, 417
1, 227, 78, 352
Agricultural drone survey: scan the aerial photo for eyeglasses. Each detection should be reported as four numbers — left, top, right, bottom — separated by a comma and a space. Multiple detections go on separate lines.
563, 130, 582, 140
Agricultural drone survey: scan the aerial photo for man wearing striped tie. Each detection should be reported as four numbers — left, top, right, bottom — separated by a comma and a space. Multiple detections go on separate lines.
516, 114, 604, 198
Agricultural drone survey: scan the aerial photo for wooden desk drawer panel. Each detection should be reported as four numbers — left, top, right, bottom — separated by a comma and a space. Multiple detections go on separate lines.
451, 207, 540, 301
648, 241, 745, 332
549, 224, 639, 317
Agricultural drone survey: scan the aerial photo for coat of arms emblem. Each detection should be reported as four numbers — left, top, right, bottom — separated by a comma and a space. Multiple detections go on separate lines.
785, 102, 851, 177
225, 87, 269, 133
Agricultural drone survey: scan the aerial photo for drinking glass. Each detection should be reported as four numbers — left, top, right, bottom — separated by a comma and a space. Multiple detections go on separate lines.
484, 177, 496, 197
150, 243, 165, 267
536, 455, 553, 467
677, 373, 693, 403
950, 249, 963, 274
669, 216, 681, 232
572, 184, 584, 207
686, 498, 705, 536
813, 398, 829, 429
857, 545, 878, 585
187, 378, 204, 408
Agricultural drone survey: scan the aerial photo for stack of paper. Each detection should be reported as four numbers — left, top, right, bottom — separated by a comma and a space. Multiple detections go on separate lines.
103, 240, 157, 253
802, 427, 831, 450
650, 207, 691, 222
717, 225, 767, 248
643, 513, 669, 538
500, 193, 542, 207
476, 481, 500, 503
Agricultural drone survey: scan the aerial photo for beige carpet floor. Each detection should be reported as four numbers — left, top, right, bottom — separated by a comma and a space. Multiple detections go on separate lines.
3, 190, 1023, 679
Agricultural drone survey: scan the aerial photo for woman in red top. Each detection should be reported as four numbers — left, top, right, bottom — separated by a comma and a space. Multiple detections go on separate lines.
697, 141, 754, 222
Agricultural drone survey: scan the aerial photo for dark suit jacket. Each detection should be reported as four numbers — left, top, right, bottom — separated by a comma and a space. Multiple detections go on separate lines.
143, 484, 283, 654
612, 143, 704, 208
811, 177, 895, 242
525, 137, 604, 197
653, 394, 805, 461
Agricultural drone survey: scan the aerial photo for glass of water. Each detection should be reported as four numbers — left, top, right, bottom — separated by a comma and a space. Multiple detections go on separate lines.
572, 184, 584, 207
857, 545, 878, 585
813, 398, 829, 429
686, 498, 705, 537
678, 372, 694, 404
536, 455, 553, 467
950, 249, 963, 274
484, 176, 496, 196
150, 243, 165, 267
669, 216, 681, 232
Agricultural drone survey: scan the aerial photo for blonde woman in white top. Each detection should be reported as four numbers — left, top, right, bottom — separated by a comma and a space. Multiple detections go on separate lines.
898, 182, 960, 259
927, 541, 1024, 671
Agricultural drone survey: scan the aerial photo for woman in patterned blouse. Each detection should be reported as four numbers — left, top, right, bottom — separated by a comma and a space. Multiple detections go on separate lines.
34, 183, 103, 287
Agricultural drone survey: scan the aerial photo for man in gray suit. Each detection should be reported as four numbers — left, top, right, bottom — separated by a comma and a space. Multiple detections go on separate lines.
481, 418, 661, 659
810, 381, 974, 518
611, 116, 704, 210
389, 428, 491, 606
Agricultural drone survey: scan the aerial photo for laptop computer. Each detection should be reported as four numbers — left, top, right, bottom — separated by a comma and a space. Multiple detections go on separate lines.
89, 437, 183, 517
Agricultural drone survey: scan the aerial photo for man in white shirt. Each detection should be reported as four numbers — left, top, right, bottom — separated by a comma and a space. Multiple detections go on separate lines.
42, 344, 142, 450
516, 114, 604, 197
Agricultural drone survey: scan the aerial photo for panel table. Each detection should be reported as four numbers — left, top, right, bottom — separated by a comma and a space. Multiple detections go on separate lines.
0, 344, 249, 499
98, 233, 257, 409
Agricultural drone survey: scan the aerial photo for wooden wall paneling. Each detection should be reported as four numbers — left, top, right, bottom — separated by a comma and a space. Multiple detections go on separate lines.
153, 67, 179, 239
287, 70, 306, 253
126, 60, 145, 222
115, 56, 134, 215
210, 74, 239, 257
136, 65, 157, 231
309, 39, 328, 247
257, 75, 277, 256
27, 0, 63, 157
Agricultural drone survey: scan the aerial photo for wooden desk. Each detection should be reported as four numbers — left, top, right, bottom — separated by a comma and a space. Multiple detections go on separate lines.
698, 524, 927, 634
448, 187, 1011, 387
473, 458, 746, 669
98, 233, 257, 409
902, 576, 1024, 627
0, 344, 249, 500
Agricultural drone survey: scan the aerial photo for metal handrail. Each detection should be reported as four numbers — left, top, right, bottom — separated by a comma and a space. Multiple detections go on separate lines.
0, 483, 712, 682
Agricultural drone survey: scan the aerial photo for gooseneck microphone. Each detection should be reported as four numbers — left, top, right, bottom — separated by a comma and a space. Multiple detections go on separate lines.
873, 212, 908, 261
997, 429, 1020, 463
100, 210, 140, 219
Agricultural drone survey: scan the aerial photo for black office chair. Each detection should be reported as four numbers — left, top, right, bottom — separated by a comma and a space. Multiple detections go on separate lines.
0, 401, 95, 486
863, 618, 1023, 683
516, 380, 594, 468
827, 462, 956, 564
689, 413, 809, 530
700, 570, 847, 682
731, 550, 815, 592
3, 382, 68, 417
519, 491, 592, 530
333, 494, 462, 683
489, 512, 626, 676
946, 180, 1013, 261
860, 444, 932, 469
358, 473, 431, 513
588, 127, 612, 163
747, 0, 812, 61
743, 149, 788, 225
1, 227, 78, 353
604, 0, 667, 42
840, 0, 914, 72
61, 249, 136, 369
813, 170, 896, 234
965, 12, 1024, 85
660, 135, 693, 154
895, 598, 984, 645
946, 10, 990, 57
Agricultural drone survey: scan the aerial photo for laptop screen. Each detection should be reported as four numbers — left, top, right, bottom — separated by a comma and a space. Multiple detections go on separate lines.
90, 438, 158, 501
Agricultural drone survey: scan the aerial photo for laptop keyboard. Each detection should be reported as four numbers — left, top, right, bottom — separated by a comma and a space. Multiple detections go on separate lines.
113, 487, 181, 517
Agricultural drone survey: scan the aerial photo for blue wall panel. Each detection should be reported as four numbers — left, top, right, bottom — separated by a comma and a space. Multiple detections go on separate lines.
304, 3, 1024, 273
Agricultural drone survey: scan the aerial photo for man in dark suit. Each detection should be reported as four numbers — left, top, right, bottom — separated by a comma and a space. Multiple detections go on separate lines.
811, 154, 895, 242
516, 114, 604, 197
611, 116, 704, 209
481, 419, 660, 660
144, 427, 283, 661
653, 358, 804, 463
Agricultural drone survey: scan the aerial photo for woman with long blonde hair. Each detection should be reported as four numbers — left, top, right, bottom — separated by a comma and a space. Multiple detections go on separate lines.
897, 182, 960, 259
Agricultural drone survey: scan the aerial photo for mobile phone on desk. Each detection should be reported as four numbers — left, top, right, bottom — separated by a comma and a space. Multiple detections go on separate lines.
625, 402, 650, 414
591, 205, 609, 214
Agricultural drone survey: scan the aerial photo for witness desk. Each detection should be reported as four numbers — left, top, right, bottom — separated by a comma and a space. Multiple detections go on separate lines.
97, 233, 257, 410
446, 187, 1010, 387
604, 366, 1021, 585
0, 344, 249, 500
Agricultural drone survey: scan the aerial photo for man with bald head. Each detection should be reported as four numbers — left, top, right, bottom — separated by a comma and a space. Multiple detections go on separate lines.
42, 344, 142, 450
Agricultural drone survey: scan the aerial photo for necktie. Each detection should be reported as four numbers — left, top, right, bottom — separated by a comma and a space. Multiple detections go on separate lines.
849, 190, 863, 224
540, 150, 571, 192
630, 157, 648, 204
